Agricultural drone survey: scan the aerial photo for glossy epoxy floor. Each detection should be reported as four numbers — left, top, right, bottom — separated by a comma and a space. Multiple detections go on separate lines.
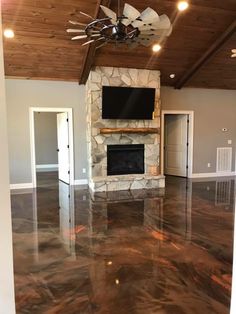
11, 173, 235, 314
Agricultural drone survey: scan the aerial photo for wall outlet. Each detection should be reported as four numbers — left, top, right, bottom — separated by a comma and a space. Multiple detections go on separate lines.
207, 163, 211, 168
228, 140, 232, 145
207, 186, 210, 191
82, 168, 86, 174
83, 195, 87, 201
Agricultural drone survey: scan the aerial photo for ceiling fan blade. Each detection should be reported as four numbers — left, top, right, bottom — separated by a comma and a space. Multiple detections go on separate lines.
95, 42, 107, 50
122, 4, 140, 26
82, 36, 105, 46
151, 14, 171, 30
79, 11, 94, 19
69, 20, 87, 27
71, 35, 88, 40
132, 7, 160, 28
100, 5, 117, 24
140, 29, 157, 34
142, 7, 160, 23
140, 25, 172, 37
82, 39, 95, 46
139, 39, 153, 47
131, 20, 143, 28
139, 34, 161, 41
90, 34, 102, 38
67, 29, 85, 33
138, 25, 155, 31
232, 54, 236, 58
232, 49, 236, 53
139, 35, 161, 42
166, 24, 173, 36
138, 14, 171, 31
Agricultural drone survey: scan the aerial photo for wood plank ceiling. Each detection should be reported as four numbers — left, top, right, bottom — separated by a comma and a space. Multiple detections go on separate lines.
2, 0, 236, 89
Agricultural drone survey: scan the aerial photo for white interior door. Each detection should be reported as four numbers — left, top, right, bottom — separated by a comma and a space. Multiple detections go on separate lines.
164, 114, 189, 177
57, 112, 70, 184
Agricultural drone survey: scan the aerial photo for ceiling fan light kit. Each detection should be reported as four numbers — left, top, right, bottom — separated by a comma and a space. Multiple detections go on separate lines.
232, 49, 236, 58
66, 1, 172, 50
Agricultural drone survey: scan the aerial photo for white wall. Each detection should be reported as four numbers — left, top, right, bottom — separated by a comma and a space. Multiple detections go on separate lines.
162, 87, 236, 174
6, 79, 87, 184
0, 6, 16, 313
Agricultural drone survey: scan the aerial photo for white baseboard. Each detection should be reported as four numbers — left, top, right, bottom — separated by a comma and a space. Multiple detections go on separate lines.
36, 164, 58, 171
73, 179, 88, 185
190, 172, 236, 179
10, 183, 34, 190
10, 180, 88, 189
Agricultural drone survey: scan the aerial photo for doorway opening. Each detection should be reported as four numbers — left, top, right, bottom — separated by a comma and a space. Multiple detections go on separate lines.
29, 107, 74, 188
161, 111, 194, 178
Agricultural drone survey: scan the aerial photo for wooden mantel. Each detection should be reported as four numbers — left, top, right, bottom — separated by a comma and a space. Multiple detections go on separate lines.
100, 128, 160, 135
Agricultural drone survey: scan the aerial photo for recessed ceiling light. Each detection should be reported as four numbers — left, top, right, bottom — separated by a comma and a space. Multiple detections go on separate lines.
170, 74, 176, 79
177, 1, 189, 12
231, 49, 236, 58
152, 44, 162, 52
4, 29, 15, 39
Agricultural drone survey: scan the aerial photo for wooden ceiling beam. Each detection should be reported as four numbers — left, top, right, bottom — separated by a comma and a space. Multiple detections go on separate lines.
175, 20, 236, 89
79, 0, 110, 85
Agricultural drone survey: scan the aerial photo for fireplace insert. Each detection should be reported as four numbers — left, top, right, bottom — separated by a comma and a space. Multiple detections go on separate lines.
107, 144, 145, 176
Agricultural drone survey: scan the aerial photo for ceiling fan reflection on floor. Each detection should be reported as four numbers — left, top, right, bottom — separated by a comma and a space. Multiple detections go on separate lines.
232, 49, 236, 58
66, 1, 172, 49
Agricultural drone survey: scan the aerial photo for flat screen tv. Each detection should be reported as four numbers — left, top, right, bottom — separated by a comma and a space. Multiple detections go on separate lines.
102, 86, 155, 120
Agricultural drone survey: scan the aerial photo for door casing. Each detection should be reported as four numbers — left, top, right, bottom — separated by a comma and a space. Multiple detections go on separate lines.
29, 107, 74, 187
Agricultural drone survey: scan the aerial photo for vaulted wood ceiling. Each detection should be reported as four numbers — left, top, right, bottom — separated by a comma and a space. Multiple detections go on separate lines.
2, 0, 236, 89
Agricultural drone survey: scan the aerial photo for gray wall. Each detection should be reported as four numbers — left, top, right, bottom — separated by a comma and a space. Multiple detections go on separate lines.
6, 79, 87, 184
161, 87, 236, 174
34, 112, 58, 165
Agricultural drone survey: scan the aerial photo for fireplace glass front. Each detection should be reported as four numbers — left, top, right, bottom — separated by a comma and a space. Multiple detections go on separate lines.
107, 144, 145, 176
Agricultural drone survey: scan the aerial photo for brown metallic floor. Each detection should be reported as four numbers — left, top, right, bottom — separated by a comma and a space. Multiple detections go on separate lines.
11, 173, 235, 314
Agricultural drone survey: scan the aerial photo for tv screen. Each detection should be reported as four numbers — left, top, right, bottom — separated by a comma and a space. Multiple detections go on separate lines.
102, 86, 155, 120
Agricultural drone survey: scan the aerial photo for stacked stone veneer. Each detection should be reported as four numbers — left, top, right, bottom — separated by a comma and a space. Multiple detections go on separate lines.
86, 66, 165, 192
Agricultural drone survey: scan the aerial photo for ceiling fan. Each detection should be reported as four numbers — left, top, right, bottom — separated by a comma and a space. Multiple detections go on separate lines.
232, 49, 236, 58
67, 1, 172, 49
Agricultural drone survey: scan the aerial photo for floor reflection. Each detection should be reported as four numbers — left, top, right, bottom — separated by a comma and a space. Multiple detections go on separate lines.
10, 174, 235, 314
59, 181, 76, 258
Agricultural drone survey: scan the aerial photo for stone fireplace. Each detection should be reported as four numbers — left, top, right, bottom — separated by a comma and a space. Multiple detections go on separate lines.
86, 66, 165, 192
